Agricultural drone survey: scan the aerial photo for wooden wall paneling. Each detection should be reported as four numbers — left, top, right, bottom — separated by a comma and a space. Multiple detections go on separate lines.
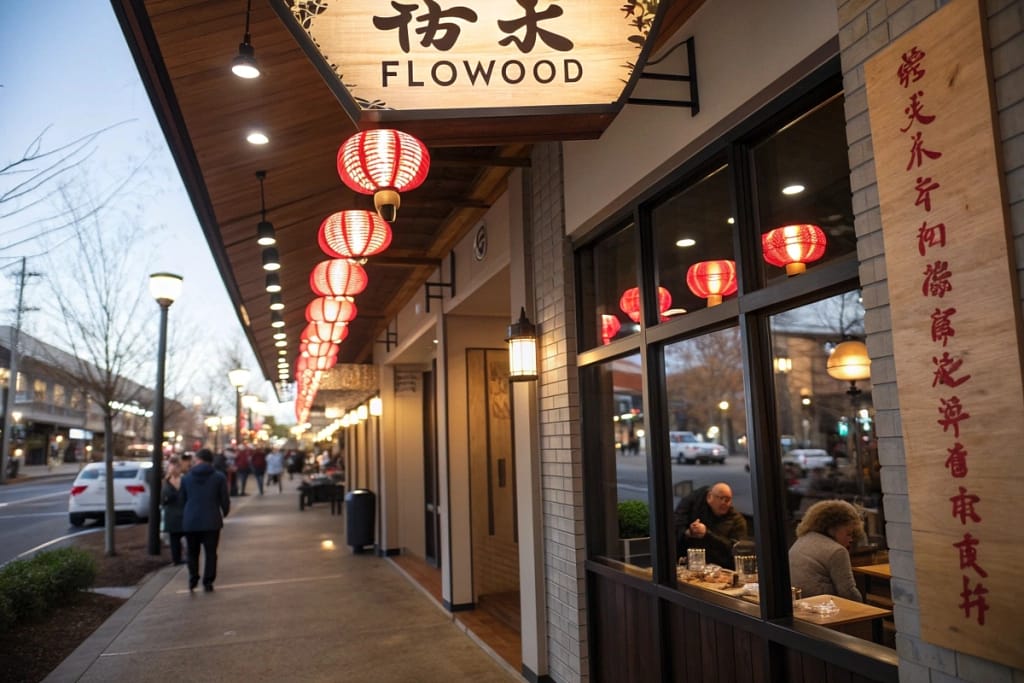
682, 608, 703, 682
824, 664, 853, 683
700, 613, 720, 682
785, 648, 804, 683
714, 620, 737, 682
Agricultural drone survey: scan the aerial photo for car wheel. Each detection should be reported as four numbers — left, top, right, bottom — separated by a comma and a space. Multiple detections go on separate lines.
69, 513, 85, 527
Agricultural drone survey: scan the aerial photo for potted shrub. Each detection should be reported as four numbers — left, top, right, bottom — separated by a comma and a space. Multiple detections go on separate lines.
617, 500, 651, 566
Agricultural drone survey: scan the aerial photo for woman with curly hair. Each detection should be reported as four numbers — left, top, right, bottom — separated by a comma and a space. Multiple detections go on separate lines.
788, 499, 865, 601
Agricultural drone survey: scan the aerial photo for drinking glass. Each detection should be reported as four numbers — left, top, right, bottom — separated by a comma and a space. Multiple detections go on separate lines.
687, 548, 706, 571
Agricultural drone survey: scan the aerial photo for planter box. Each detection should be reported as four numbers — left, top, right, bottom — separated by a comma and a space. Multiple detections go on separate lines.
620, 536, 651, 567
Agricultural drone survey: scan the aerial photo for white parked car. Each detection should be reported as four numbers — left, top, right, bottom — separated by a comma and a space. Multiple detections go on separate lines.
669, 431, 727, 464
782, 448, 834, 474
68, 461, 152, 526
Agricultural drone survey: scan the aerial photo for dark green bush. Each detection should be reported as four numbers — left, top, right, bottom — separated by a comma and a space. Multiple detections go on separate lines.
617, 500, 650, 538
0, 547, 96, 632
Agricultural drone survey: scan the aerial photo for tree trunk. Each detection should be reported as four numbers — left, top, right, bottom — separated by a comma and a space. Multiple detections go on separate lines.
104, 411, 116, 556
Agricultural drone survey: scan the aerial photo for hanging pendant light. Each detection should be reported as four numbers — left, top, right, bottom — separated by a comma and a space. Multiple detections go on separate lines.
336, 129, 430, 222
600, 314, 621, 345
318, 209, 392, 262
262, 247, 281, 271
762, 223, 827, 275
686, 260, 738, 307
300, 340, 339, 358
231, 0, 261, 79
618, 286, 672, 324
309, 259, 367, 298
255, 170, 276, 246
305, 296, 357, 324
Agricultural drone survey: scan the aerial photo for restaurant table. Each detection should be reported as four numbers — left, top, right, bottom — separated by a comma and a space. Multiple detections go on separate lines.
853, 563, 893, 613
736, 590, 892, 643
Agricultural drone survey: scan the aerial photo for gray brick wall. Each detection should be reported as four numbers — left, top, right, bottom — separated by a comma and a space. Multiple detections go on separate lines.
530, 141, 587, 682
837, 0, 1023, 681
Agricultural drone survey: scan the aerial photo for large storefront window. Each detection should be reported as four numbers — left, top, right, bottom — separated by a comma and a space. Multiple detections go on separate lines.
579, 222, 639, 349
754, 94, 856, 284
582, 353, 651, 571
579, 66, 895, 658
652, 164, 734, 316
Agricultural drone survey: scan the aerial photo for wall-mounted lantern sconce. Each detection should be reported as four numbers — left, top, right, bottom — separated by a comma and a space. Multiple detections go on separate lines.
506, 307, 538, 382
369, 396, 382, 417
357, 404, 369, 421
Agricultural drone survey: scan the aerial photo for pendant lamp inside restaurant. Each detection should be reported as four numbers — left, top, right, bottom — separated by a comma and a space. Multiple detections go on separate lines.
762, 223, 827, 276
686, 260, 738, 307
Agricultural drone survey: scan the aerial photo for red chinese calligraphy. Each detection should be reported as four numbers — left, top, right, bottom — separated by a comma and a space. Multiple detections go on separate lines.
950, 485, 982, 524
932, 351, 971, 388
906, 131, 943, 171
958, 576, 989, 626
916, 221, 946, 255
952, 532, 988, 578
930, 307, 956, 346
899, 91, 937, 132
937, 396, 970, 437
922, 260, 953, 297
897, 47, 927, 87
914, 176, 940, 211
944, 442, 969, 478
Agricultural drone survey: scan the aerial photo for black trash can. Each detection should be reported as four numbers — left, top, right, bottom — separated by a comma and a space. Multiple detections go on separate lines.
345, 489, 376, 552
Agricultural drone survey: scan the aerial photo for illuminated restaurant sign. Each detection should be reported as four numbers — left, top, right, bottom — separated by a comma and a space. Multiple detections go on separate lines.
865, 0, 1024, 668
272, 1, 664, 125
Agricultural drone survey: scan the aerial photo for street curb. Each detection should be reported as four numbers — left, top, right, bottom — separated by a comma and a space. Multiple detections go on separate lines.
42, 564, 181, 682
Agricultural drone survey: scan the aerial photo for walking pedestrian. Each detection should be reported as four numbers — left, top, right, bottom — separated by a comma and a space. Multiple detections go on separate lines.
251, 448, 267, 495
180, 448, 230, 593
235, 447, 252, 495
160, 455, 187, 566
266, 447, 284, 493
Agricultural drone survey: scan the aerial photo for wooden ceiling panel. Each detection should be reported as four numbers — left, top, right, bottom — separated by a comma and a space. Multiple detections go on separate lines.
115, 0, 693, 398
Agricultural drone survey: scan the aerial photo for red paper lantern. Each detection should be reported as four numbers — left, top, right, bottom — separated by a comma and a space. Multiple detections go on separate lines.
318, 210, 392, 262
762, 224, 827, 276
309, 260, 367, 298
300, 340, 339, 358
600, 314, 621, 345
306, 296, 357, 324
686, 260, 738, 307
336, 129, 430, 222
618, 286, 672, 323
301, 321, 349, 344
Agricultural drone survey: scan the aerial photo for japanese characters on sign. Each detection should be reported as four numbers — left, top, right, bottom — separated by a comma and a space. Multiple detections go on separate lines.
865, 0, 1024, 669
274, 1, 661, 113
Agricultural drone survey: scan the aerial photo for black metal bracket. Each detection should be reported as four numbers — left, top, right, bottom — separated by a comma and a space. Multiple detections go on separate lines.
425, 253, 456, 313
377, 321, 398, 351
627, 37, 699, 115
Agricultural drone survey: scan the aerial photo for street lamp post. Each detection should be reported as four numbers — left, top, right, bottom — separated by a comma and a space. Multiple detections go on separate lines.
228, 369, 250, 449
147, 272, 183, 556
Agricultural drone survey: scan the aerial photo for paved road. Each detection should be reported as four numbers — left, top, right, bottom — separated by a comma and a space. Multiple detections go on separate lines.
0, 475, 94, 565
615, 453, 755, 516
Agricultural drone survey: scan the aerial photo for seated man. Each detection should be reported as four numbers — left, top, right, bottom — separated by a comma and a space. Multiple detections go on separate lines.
674, 482, 747, 569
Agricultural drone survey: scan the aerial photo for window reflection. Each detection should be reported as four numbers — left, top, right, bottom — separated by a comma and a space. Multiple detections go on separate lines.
771, 293, 891, 645
653, 165, 735, 315
664, 328, 755, 590
579, 223, 639, 349
754, 95, 855, 283
585, 354, 651, 571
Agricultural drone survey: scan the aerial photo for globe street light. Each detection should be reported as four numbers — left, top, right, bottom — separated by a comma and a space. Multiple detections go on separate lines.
147, 272, 183, 556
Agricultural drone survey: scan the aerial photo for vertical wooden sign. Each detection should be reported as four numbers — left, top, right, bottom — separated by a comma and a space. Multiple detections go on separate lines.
865, 0, 1024, 668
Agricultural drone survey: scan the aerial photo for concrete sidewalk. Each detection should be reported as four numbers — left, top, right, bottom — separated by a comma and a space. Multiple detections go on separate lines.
44, 486, 520, 682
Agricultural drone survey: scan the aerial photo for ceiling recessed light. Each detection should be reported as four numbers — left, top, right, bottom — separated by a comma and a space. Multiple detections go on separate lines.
782, 184, 805, 195
247, 131, 269, 145
675, 238, 696, 248
727, 217, 735, 225
275, 339, 287, 347
273, 331, 287, 340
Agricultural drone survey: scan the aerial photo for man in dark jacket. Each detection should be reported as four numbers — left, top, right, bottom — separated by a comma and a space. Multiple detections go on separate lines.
181, 448, 230, 592
674, 482, 747, 569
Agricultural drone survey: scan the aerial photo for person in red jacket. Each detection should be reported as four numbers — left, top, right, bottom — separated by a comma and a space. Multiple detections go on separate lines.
234, 448, 251, 496
250, 448, 267, 495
